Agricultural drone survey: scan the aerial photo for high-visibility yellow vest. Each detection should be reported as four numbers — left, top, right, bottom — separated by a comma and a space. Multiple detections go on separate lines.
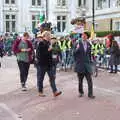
67, 40, 72, 49
99, 44, 105, 55
91, 44, 99, 56
58, 40, 66, 51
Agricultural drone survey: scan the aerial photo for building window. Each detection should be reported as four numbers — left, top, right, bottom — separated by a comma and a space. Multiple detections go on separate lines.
115, 0, 120, 7
37, 0, 41, 5
109, 0, 120, 7
5, 0, 9, 4
32, 0, 41, 6
97, 0, 108, 9
115, 22, 120, 30
78, 0, 86, 7
5, 14, 16, 32
11, 0, 15, 4
57, 0, 66, 6
83, 0, 86, 6
32, 15, 40, 31
78, 0, 82, 7
5, 0, 15, 4
95, 23, 98, 30
57, 16, 66, 32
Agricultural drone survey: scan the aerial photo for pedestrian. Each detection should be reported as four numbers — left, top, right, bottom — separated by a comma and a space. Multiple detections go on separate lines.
13, 32, 34, 91
109, 40, 120, 73
36, 31, 62, 97
73, 32, 95, 99
0, 35, 5, 68
0, 48, 4, 68
4, 33, 13, 56
51, 35, 61, 74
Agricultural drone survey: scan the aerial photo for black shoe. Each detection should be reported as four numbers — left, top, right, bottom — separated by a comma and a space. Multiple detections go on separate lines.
88, 95, 95, 99
109, 71, 113, 73
79, 93, 84, 97
114, 71, 117, 74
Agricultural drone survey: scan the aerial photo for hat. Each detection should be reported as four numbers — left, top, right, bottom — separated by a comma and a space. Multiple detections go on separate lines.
37, 32, 43, 38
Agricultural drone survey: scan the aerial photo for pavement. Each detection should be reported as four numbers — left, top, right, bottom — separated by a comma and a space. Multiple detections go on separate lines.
0, 56, 120, 120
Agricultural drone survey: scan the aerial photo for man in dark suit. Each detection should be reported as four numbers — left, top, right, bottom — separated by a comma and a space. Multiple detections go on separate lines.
74, 32, 95, 99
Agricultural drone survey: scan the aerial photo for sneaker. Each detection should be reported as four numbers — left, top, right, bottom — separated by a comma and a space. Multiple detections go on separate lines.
38, 92, 46, 97
22, 86, 27, 91
53, 91, 62, 97
79, 93, 84, 97
88, 95, 95, 99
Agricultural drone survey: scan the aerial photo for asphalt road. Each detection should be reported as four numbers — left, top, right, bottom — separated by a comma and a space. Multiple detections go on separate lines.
0, 56, 120, 120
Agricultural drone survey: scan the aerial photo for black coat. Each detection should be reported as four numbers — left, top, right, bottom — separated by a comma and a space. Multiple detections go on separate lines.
73, 41, 92, 73
109, 46, 120, 65
0, 48, 4, 57
36, 40, 52, 68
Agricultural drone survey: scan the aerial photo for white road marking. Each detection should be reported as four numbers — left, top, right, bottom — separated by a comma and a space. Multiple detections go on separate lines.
0, 103, 22, 120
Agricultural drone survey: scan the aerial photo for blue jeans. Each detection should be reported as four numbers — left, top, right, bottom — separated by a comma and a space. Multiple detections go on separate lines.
37, 65, 57, 93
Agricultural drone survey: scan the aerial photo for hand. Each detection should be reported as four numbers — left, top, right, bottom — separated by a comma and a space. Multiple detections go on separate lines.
26, 48, 31, 52
21, 49, 27, 52
48, 47, 52, 51
76, 44, 80, 49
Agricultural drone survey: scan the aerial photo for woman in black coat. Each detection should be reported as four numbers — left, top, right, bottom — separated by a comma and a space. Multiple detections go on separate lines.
109, 40, 120, 73
0, 48, 4, 68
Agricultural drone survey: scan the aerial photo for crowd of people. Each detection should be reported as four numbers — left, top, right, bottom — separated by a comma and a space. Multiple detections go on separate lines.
0, 31, 120, 98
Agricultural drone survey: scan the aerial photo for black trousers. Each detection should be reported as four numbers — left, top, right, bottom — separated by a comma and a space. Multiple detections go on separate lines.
110, 65, 117, 72
77, 72, 93, 96
17, 61, 30, 87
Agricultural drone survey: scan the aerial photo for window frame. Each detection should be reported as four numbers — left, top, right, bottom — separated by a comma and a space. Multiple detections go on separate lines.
32, 0, 41, 6
32, 14, 40, 31
78, 0, 82, 7
5, 14, 16, 32
57, 15, 67, 32
115, 21, 120, 30
57, 0, 66, 7
5, 0, 16, 5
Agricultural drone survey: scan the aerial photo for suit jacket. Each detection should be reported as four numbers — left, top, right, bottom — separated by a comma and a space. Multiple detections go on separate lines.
73, 40, 92, 73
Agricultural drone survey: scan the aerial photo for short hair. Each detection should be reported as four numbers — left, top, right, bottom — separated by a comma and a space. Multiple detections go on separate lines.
83, 32, 90, 38
23, 32, 29, 37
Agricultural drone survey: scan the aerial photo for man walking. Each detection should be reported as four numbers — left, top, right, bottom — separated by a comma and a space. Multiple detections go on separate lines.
73, 32, 95, 99
36, 31, 62, 97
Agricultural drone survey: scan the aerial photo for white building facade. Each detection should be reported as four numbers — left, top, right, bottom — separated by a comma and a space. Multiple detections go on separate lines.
0, 0, 120, 35
86, 0, 120, 31
0, 0, 89, 35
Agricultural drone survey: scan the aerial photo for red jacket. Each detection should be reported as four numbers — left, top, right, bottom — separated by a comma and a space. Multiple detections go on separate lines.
12, 39, 34, 62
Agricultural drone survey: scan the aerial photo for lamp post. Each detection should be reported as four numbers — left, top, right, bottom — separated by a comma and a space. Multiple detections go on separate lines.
92, 0, 95, 31
45, 0, 48, 20
108, 0, 111, 8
